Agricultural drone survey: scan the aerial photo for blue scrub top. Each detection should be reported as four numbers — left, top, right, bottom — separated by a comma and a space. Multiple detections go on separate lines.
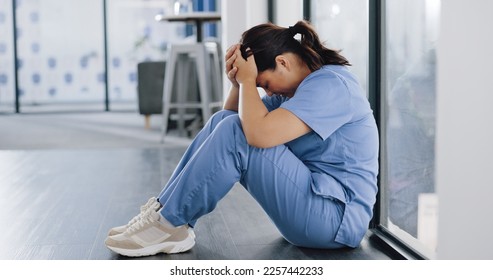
262, 65, 379, 247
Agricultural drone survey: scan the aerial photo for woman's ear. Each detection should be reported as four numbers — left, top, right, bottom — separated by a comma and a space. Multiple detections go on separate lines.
275, 55, 291, 71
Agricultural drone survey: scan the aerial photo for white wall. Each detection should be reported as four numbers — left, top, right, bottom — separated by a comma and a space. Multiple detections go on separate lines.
220, 0, 305, 98
220, 0, 268, 49
220, 0, 268, 98
436, 0, 493, 259
274, 0, 303, 27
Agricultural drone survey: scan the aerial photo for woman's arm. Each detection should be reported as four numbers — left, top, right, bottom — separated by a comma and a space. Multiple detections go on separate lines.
240, 83, 311, 148
223, 45, 240, 111
223, 86, 239, 111
233, 49, 311, 148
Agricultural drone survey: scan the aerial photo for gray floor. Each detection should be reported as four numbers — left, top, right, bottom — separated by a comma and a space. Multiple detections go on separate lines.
0, 111, 192, 150
0, 111, 393, 260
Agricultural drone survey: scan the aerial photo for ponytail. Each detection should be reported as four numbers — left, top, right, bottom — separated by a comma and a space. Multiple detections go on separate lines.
240, 20, 350, 72
290, 21, 351, 70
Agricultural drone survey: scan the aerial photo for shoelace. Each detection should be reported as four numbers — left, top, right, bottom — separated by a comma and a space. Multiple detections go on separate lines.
125, 197, 158, 227
126, 207, 157, 234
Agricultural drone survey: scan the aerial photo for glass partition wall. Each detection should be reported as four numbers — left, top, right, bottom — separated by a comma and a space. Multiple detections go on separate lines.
0, 0, 15, 113
106, 0, 219, 111
310, 0, 368, 93
106, 0, 185, 111
1, 0, 218, 113
13, 0, 105, 112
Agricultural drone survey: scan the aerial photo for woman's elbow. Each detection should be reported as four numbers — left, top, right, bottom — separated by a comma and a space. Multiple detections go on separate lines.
244, 132, 275, 149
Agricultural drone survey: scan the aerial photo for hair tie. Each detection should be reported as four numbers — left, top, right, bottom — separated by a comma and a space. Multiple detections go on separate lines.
288, 25, 297, 37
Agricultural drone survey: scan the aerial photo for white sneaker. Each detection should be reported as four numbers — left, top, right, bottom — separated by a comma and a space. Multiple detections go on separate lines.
105, 207, 195, 257
108, 197, 161, 236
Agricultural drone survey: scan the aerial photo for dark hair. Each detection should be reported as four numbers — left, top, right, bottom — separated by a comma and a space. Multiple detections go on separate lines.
240, 20, 351, 72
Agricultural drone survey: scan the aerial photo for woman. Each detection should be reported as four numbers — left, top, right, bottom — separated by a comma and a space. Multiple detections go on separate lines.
105, 20, 379, 257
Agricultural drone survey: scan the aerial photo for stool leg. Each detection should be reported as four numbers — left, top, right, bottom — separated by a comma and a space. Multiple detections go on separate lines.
194, 44, 211, 124
210, 44, 222, 103
161, 47, 177, 142
205, 42, 223, 112
144, 114, 151, 130
176, 54, 191, 137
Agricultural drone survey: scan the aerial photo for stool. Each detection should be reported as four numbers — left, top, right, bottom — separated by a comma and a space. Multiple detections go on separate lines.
161, 42, 223, 141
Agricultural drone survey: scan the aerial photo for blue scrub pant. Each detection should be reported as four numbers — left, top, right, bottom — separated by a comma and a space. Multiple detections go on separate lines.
157, 110, 345, 249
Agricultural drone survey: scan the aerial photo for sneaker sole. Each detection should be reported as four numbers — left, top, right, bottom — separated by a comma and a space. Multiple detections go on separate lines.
109, 227, 195, 237
107, 236, 195, 257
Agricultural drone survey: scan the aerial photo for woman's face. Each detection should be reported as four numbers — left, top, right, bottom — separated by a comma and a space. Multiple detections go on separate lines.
255, 53, 309, 98
256, 68, 297, 98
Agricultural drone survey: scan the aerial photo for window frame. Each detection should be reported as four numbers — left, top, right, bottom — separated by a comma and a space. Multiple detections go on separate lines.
371, 0, 436, 260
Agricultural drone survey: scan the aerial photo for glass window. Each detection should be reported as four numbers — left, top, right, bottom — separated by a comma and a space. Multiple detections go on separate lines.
15, 0, 105, 112
106, 0, 219, 111
0, 0, 15, 113
310, 0, 368, 92
106, 0, 181, 111
382, 0, 440, 258
2, 0, 219, 113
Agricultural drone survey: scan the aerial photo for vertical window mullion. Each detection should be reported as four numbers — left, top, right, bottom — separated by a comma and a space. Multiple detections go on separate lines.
368, 0, 383, 228
12, 0, 20, 113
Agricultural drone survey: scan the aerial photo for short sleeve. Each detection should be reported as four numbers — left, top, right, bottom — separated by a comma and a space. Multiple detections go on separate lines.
280, 70, 353, 140
262, 94, 287, 112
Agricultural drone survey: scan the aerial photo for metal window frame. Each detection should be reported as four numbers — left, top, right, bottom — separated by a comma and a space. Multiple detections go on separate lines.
373, 0, 438, 259
369, 0, 427, 260
12, 0, 19, 113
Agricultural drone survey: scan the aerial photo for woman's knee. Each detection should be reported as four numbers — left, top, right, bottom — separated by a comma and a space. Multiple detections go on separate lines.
212, 111, 242, 131
205, 110, 238, 132
214, 114, 244, 137
208, 113, 247, 149
211, 110, 237, 123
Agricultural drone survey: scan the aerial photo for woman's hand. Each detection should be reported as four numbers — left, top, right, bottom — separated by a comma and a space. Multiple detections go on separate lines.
225, 44, 240, 88
233, 47, 258, 85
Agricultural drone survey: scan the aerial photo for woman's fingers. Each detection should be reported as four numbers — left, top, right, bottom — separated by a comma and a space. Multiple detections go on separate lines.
227, 66, 239, 87
232, 48, 246, 68
225, 54, 237, 78
225, 45, 240, 74
225, 45, 240, 86
228, 66, 237, 78
231, 47, 257, 84
225, 44, 239, 61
